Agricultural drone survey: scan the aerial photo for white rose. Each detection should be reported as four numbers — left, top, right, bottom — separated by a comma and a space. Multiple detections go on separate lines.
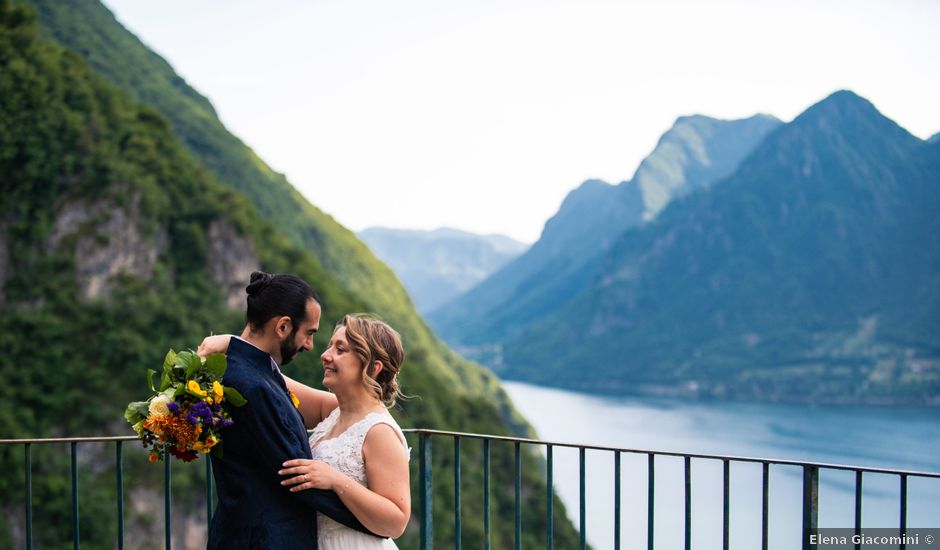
149, 394, 171, 417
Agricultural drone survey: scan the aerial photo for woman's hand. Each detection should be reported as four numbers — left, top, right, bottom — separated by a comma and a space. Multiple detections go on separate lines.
279, 459, 345, 492
197, 334, 233, 358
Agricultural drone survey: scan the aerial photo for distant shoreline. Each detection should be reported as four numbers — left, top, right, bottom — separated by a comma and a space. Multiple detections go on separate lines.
495, 375, 940, 407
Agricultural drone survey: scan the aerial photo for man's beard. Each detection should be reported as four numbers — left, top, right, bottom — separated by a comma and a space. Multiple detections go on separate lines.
279, 330, 303, 365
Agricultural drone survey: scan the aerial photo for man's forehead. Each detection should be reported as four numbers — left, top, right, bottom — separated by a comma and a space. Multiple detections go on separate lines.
305, 299, 322, 325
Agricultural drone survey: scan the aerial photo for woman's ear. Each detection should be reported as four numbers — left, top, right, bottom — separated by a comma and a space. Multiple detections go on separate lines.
369, 360, 383, 379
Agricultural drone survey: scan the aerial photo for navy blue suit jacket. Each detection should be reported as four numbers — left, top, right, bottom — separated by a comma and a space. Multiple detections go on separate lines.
207, 337, 373, 549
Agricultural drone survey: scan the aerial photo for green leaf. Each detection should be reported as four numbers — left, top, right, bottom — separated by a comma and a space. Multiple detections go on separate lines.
163, 349, 177, 371
160, 368, 171, 391
124, 401, 149, 424
183, 351, 201, 379
147, 369, 158, 393
204, 354, 226, 380
223, 387, 247, 407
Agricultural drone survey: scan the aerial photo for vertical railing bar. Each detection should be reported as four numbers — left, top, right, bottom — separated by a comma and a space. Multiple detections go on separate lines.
579, 447, 586, 550
684, 456, 691, 550
514, 441, 521, 550
419, 433, 432, 550
722, 459, 730, 550
648, 453, 655, 550
116, 441, 124, 550
205, 455, 213, 534
900, 474, 908, 550
25, 443, 33, 550
802, 465, 819, 550
546, 444, 554, 550
854, 470, 862, 550
454, 436, 461, 550
71, 441, 79, 550
165, 451, 171, 550
762, 462, 769, 550
483, 438, 491, 550
614, 451, 621, 550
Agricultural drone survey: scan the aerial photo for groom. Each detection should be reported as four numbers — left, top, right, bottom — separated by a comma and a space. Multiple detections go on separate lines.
207, 271, 375, 549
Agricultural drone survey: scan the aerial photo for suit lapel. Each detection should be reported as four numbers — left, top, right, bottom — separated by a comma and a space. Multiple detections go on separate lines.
229, 338, 307, 428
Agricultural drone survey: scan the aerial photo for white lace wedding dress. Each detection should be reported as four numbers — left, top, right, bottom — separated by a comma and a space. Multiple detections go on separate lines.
309, 408, 409, 549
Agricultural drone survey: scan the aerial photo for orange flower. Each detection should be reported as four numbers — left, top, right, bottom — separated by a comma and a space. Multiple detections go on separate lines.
289, 388, 300, 409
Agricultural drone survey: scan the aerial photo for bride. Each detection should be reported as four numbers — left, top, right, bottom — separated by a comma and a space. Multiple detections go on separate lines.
201, 314, 410, 548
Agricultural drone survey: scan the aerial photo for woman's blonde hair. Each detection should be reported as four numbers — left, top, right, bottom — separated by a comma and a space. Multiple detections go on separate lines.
336, 314, 404, 407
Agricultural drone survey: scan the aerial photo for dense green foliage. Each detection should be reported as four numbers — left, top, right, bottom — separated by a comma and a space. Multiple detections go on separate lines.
442, 90, 940, 404
0, 1, 581, 547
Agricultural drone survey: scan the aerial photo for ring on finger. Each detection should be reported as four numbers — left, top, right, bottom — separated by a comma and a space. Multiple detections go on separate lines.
303, 474, 307, 482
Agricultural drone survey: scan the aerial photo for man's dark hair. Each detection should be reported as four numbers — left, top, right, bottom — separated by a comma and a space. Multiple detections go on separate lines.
245, 271, 320, 332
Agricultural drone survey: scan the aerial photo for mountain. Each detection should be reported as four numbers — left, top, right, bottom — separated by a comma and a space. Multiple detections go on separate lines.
0, 2, 581, 548
496, 91, 940, 402
429, 113, 782, 349
357, 227, 527, 313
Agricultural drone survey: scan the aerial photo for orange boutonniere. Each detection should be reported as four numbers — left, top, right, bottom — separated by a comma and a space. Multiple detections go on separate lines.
289, 388, 301, 409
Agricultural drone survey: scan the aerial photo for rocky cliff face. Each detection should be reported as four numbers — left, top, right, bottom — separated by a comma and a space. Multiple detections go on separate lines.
48, 193, 168, 300
42, 194, 258, 307
207, 219, 258, 309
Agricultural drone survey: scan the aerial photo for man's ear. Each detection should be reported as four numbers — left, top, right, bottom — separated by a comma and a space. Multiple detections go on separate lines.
275, 316, 293, 338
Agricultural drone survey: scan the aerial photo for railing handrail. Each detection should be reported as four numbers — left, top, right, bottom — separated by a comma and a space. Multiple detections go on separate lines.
0, 435, 138, 444
4, 431, 939, 479
402, 428, 940, 479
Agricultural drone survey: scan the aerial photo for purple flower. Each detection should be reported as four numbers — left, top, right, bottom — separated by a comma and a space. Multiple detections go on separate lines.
192, 401, 212, 421
186, 411, 200, 425
167, 402, 181, 415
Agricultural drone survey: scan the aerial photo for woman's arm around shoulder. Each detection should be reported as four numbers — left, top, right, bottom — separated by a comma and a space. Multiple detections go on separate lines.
282, 375, 338, 430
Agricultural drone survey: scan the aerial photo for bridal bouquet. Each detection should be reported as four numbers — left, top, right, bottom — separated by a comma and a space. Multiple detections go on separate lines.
124, 349, 246, 462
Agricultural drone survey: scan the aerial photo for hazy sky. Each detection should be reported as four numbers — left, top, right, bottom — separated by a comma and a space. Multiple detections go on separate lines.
103, 0, 940, 243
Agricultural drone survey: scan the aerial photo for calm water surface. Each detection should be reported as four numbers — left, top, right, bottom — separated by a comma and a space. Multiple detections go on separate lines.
502, 381, 940, 550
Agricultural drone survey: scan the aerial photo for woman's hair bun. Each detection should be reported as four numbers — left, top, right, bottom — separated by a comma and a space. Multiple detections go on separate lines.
246, 271, 273, 296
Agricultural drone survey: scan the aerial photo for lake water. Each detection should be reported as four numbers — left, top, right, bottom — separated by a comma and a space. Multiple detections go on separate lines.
502, 381, 940, 550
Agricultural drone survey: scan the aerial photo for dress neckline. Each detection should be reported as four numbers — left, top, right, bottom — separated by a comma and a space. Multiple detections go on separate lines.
310, 409, 389, 450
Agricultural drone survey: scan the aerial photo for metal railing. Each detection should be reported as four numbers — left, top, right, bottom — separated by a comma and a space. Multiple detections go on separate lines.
2, 431, 938, 549
406, 429, 940, 550
2, 435, 211, 550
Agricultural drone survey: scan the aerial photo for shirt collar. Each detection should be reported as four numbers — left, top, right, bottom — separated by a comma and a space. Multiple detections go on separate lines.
232, 335, 281, 374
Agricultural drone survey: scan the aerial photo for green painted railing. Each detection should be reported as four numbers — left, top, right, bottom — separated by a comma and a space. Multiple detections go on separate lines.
3, 435, 211, 550
406, 429, 940, 550
2, 431, 938, 549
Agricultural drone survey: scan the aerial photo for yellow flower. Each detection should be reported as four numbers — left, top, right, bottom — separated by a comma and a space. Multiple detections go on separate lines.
193, 435, 218, 454
187, 380, 208, 397
289, 388, 300, 409
212, 381, 225, 403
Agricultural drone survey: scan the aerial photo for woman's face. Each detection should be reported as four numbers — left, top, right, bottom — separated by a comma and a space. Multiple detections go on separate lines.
320, 326, 364, 391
